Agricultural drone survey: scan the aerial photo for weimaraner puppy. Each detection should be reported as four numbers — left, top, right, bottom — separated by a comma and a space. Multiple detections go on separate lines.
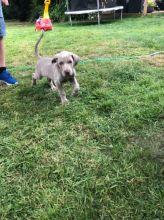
32, 32, 80, 104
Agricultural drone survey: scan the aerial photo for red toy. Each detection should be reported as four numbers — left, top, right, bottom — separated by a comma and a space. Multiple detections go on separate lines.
35, 17, 53, 31
35, 0, 53, 32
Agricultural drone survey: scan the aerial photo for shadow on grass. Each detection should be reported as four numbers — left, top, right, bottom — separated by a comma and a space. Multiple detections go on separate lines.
17, 83, 60, 107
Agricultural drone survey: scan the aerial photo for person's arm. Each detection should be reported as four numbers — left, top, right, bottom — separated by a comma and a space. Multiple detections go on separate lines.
2, 0, 9, 6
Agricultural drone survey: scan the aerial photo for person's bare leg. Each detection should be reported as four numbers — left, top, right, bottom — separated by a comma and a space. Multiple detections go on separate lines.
0, 0, 18, 85
0, 36, 18, 85
0, 37, 6, 67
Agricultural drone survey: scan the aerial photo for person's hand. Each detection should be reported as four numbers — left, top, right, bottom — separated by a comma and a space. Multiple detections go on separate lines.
2, 0, 9, 6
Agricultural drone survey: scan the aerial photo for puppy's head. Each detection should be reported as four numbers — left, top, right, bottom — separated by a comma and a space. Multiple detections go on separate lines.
52, 51, 80, 78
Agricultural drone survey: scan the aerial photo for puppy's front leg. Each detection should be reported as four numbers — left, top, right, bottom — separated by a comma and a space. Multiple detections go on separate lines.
56, 83, 68, 104
71, 77, 80, 96
50, 80, 57, 91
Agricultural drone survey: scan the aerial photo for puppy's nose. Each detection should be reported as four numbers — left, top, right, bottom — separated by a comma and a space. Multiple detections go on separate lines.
64, 70, 70, 75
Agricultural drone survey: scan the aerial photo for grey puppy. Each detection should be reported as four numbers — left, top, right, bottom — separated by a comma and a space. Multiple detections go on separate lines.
32, 32, 80, 104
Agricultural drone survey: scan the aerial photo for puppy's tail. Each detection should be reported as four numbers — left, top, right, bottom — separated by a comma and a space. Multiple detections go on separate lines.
35, 31, 45, 59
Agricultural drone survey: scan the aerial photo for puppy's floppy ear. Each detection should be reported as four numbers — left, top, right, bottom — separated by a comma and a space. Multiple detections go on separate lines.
52, 56, 58, 63
71, 53, 80, 66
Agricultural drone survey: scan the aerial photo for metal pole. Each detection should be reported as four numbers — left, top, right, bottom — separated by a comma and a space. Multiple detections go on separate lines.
66, 0, 72, 25
143, 0, 148, 16
66, 0, 69, 11
69, 15, 72, 26
98, 12, 100, 25
97, 0, 100, 24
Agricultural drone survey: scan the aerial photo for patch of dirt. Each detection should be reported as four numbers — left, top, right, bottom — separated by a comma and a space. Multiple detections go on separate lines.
0, 82, 7, 91
140, 54, 164, 67
128, 132, 164, 164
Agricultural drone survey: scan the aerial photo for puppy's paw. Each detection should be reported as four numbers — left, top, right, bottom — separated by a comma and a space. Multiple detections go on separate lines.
61, 98, 69, 105
72, 88, 80, 96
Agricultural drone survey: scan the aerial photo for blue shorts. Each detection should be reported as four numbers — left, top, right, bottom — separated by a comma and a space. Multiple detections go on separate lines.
0, 17, 6, 37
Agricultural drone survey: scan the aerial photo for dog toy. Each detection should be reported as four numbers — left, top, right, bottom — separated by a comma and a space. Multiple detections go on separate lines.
35, 0, 53, 31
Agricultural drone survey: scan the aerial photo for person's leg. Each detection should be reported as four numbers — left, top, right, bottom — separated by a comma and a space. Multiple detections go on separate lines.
0, 18, 18, 85
0, 37, 5, 67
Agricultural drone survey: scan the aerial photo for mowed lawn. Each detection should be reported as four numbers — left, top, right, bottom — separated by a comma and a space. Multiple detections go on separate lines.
0, 14, 164, 219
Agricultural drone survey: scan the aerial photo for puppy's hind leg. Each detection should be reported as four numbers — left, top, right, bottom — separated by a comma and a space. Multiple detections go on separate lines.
32, 73, 37, 86
32, 72, 41, 86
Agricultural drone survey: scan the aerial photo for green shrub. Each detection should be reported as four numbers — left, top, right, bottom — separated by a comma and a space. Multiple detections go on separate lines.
50, 1, 67, 22
3, 0, 67, 21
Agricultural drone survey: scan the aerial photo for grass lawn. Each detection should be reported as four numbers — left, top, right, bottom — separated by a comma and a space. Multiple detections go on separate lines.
0, 14, 164, 219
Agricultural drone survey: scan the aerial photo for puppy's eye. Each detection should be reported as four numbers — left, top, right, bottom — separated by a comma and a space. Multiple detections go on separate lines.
59, 62, 64, 66
68, 60, 72, 64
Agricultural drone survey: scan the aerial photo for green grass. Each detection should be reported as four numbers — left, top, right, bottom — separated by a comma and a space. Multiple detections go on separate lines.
0, 14, 164, 219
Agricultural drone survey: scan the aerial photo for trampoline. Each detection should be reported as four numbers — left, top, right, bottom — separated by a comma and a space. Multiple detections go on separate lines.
65, 0, 124, 25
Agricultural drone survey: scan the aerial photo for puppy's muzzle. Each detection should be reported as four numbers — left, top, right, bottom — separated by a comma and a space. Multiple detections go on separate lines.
65, 70, 70, 75
64, 70, 74, 77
